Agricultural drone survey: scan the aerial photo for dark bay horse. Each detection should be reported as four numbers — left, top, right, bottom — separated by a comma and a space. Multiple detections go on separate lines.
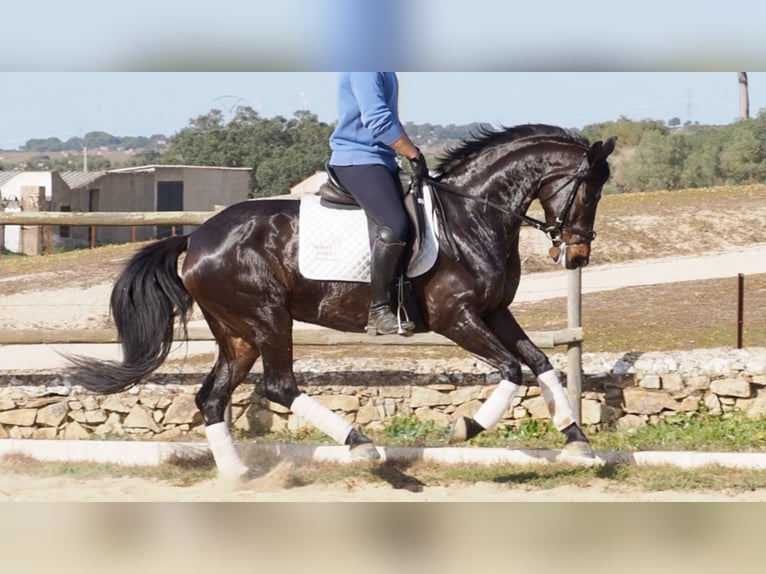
69, 124, 616, 479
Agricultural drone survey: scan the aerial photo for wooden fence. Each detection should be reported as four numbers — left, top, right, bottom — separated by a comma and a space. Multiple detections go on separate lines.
0, 210, 586, 423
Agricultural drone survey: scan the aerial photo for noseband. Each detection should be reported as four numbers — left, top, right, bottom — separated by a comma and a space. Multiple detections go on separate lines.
429, 153, 597, 245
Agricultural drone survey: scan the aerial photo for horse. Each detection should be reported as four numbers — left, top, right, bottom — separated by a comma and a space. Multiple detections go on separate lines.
68, 124, 616, 480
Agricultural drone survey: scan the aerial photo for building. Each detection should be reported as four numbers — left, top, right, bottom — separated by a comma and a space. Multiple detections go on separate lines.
289, 170, 328, 197
52, 165, 251, 247
1, 171, 70, 254
1, 165, 251, 253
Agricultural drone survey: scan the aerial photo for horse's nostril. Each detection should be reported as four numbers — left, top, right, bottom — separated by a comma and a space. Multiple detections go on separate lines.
567, 255, 590, 269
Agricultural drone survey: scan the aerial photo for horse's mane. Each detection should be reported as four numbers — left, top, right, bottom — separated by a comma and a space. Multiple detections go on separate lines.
433, 123, 589, 177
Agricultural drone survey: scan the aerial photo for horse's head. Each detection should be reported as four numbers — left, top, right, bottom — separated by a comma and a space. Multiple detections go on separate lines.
539, 136, 616, 269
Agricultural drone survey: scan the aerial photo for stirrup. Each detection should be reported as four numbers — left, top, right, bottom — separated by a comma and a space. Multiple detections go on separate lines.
366, 306, 414, 337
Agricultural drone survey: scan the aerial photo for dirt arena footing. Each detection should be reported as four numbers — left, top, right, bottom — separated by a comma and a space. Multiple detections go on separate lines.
1, 438, 766, 470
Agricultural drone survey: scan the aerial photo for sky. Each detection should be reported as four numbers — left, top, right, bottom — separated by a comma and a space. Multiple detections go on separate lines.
1, 1, 764, 70
1, 72, 763, 150
1, 1, 764, 149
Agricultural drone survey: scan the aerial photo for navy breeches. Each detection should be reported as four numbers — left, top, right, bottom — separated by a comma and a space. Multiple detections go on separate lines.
329, 164, 410, 243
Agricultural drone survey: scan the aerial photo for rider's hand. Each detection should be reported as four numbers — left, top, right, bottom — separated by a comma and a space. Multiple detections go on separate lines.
409, 150, 429, 180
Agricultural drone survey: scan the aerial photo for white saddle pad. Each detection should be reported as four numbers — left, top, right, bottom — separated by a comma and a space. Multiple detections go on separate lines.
298, 183, 439, 282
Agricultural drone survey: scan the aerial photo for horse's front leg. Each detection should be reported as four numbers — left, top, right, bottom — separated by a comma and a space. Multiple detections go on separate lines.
433, 309, 526, 441
483, 308, 592, 456
442, 308, 592, 456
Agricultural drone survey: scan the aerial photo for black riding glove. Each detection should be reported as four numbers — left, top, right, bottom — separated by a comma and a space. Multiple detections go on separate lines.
409, 150, 428, 181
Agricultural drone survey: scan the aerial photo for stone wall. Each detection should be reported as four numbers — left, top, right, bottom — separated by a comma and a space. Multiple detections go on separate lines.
1, 348, 764, 441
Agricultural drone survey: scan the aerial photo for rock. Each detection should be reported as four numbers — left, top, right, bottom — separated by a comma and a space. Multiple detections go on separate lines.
0, 409, 37, 427
62, 421, 91, 440
523, 396, 550, 420
413, 407, 451, 427
123, 404, 161, 433
356, 402, 383, 425
32, 427, 58, 439
101, 396, 135, 413
0, 399, 16, 411
316, 394, 360, 412
661, 373, 685, 393
164, 394, 202, 425
710, 378, 751, 398
581, 399, 602, 425
85, 410, 108, 424
452, 399, 483, 420
639, 375, 661, 389
36, 402, 69, 427
622, 388, 673, 415
450, 386, 480, 405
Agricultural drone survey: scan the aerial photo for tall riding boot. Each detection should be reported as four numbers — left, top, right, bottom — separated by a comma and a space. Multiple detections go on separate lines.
366, 226, 415, 336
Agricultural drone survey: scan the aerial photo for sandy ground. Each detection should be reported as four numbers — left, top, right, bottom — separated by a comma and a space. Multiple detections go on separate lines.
4, 471, 766, 502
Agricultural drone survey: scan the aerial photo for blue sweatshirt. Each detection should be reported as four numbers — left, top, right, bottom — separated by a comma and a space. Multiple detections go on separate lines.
329, 72, 404, 171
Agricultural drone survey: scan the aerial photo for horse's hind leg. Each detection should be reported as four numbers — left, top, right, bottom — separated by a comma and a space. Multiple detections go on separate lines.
255, 312, 380, 461
196, 335, 260, 479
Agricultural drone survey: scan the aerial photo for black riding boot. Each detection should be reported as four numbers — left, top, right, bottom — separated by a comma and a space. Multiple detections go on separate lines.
366, 226, 415, 336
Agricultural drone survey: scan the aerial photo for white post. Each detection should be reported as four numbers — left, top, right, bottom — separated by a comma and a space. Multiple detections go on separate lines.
566, 268, 583, 425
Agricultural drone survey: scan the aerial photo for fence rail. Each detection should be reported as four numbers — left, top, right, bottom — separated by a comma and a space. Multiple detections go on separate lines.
0, 326, 583, 348
0, 211, 213, 226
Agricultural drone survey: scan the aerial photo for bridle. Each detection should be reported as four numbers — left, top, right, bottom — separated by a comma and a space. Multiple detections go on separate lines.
427, 152, 597, 246
536, 154, 597, 245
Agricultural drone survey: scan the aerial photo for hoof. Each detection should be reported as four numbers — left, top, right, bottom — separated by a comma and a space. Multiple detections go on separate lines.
563, 440, 594, 458
346, 428, 381, 460
449, 417, 485, 444
239, 467, 268, 482
349, 441, 381, 461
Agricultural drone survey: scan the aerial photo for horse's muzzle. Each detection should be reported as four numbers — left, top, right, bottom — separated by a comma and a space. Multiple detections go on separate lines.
549, 243, 590, 269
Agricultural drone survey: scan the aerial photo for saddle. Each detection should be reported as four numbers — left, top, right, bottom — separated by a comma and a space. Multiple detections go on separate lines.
317, 164, 429, 259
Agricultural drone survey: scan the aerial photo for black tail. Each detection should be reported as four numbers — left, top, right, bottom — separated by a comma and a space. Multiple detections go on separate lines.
67, 235, 194, 394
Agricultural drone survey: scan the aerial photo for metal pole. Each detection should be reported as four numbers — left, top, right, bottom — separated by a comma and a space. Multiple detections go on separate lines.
566, 268, 583, 425
737, 273, 745, 349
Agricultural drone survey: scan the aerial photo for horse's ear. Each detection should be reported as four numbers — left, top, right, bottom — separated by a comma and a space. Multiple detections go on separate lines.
588, 136, 617, 163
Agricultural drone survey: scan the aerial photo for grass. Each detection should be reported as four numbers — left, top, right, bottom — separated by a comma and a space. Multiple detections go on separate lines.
254, 408, 766, 454
4, 410, 766, 495
513, 273, 766, 352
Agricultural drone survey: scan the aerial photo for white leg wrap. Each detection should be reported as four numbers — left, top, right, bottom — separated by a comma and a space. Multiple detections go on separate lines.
473, 380, 521, 431
537, 369, 576, 431
291, 393, 353, 444
205, 422, 249, 478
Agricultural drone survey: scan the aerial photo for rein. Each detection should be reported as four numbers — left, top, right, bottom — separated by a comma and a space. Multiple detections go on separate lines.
427, 153, 596, 244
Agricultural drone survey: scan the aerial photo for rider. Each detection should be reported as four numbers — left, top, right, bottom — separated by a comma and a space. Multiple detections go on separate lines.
328, 72, 428, 336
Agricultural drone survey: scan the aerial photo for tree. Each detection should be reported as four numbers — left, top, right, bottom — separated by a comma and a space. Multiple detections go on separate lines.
738, 72, 750, 120
163, 107, 334, 197
622, 129, 688, 191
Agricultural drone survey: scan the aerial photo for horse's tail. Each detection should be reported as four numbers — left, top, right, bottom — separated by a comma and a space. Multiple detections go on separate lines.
66, 235, 194, 394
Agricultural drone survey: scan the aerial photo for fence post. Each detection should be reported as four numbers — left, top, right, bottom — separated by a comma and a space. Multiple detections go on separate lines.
566, 268, 583, 425
737, 273, 745, 349
20, 186, 45, 255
